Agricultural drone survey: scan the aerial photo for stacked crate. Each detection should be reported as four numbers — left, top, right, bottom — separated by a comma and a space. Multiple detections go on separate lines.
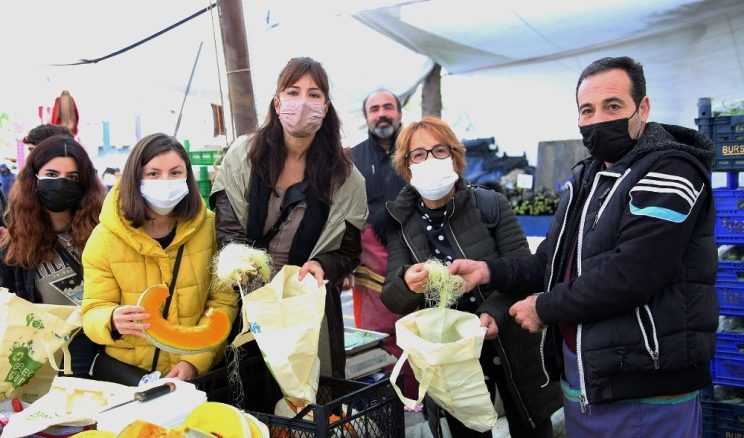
695, 98, 744, 437
188, 149, 221, 208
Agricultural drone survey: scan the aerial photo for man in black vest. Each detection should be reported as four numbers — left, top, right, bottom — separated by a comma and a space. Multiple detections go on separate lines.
449, 56, 717, 437
347, 90, 412, 392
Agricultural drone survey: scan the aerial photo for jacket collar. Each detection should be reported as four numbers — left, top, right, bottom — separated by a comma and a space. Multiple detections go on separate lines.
100, 181, 206, 256
583, 122, 715, 174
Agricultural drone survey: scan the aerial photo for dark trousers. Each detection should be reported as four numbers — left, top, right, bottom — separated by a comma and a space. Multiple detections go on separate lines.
431, 341, 553, 438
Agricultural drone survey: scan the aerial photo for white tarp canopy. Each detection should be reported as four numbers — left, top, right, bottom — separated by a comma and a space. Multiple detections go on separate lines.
1, 0, 743, 168
354, 0, 744, 162
0, 0, 432, 166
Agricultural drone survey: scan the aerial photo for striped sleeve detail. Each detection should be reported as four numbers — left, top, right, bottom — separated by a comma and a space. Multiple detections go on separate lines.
629, 171, 703, 223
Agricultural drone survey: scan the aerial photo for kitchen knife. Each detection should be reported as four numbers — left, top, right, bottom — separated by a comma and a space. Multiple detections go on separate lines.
100, 382, 176, 413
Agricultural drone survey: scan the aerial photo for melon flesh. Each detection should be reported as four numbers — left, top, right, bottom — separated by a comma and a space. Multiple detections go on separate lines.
137, 284, 230, 355
117, 419, 167, 437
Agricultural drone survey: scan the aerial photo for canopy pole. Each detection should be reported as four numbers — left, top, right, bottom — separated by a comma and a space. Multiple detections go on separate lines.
174, 41, 204, 138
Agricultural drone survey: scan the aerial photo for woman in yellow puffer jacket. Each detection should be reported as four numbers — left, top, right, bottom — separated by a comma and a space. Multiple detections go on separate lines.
81, 133, 237, 380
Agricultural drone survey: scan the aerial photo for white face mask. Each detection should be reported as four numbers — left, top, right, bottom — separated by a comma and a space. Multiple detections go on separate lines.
140, 179, 189, 215
409, 157, 458, 201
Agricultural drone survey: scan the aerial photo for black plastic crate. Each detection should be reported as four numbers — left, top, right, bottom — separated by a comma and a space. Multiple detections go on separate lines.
191, 350, 404, 437
191, 350, 282, 413
249, 377, 405, 438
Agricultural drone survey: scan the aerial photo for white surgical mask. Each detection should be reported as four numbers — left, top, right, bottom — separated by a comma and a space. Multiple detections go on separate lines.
140, 179, 189, 215
409, 157, 458, 201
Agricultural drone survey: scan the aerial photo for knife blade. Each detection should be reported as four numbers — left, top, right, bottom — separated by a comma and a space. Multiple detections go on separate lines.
100, 382, 176, 413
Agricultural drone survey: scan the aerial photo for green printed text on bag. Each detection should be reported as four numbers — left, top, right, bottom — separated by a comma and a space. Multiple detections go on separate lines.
0, 289, 82, 400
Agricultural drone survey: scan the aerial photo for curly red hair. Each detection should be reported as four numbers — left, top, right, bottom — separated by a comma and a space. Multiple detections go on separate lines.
3, 136, 104, 269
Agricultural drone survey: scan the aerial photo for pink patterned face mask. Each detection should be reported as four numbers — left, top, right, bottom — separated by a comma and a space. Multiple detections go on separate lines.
277, 99, 327, 138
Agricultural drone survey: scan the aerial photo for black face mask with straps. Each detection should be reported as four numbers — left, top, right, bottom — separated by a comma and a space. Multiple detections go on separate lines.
579, 106, 641, 163
37, 178, 83, 212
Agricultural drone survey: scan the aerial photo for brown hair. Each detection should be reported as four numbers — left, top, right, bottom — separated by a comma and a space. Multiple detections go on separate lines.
119, 133, 201, 228
247, 57, 350, 202
3, 136, 104, 268
392, 116, 466, 181
23, 124, 73, 145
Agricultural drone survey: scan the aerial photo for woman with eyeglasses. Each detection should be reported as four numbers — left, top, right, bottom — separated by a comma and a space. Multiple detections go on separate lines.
381, 117, 560, 437
0, 135, 105, 377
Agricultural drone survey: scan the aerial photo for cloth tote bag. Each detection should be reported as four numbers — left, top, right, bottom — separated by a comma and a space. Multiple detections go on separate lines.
0, 289, 81, 401
237, 265, 326, 406
390, 307, 498, 432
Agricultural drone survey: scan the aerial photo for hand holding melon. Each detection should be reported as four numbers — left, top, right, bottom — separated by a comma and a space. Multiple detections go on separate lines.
136, 284, 231, 355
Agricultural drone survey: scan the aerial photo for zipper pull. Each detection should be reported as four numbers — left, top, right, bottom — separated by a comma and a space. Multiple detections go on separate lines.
579, 394, 588, 413
591, 187, 611, 230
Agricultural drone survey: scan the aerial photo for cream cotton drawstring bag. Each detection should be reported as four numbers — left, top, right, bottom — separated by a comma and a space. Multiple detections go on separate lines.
236, 265, 326, 408
390, 307, 498, 432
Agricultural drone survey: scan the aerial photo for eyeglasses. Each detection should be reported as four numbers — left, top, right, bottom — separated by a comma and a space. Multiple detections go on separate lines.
406, 144, 453, 164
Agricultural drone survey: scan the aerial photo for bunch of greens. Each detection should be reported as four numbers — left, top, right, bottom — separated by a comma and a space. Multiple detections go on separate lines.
212, 243, 273, 295
510, 190, 561, 215
423, 259, 467, 309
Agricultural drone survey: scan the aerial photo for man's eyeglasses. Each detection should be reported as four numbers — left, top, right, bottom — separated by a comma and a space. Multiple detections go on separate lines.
406, 144, 453, 164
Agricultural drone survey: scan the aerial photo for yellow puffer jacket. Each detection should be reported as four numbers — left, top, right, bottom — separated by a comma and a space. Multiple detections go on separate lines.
81, 182, 238, 376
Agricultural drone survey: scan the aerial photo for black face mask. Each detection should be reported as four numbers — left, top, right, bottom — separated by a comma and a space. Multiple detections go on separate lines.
579, 107, 640, 163
36, 178, 83, 212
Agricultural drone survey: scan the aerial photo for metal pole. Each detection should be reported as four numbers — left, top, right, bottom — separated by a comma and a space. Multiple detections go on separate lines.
174, 41, 204, 138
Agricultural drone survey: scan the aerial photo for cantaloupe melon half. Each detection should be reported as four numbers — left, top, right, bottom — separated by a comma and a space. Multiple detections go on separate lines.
117, 419, 167, 437
183, 401, 266, 438
137, 284, 231, 355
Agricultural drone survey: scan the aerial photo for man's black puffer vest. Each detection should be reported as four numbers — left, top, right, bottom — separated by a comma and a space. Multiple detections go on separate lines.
539, 122, 718, 404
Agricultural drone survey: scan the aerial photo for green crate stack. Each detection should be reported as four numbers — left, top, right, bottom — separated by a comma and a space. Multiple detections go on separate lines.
195, 165, 212, 209
188, 150, 221, 166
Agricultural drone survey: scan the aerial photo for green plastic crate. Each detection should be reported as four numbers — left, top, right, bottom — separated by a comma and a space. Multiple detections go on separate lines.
193, 165, 210, 181
197, 180, 212, 198
188, 150, 220, 165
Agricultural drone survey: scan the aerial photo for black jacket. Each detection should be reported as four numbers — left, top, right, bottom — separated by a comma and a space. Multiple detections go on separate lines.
487, 122, 719, 406
348, 133, 406, 241
0, 248, 37, 302
382, 178, 562, 427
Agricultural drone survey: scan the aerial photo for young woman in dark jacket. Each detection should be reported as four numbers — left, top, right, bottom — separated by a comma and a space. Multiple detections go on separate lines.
0, 136, 105, 377
381, 117, 560, 437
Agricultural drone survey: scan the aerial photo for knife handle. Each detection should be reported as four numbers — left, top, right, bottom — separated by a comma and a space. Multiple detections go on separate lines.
133, 382, 176, 402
